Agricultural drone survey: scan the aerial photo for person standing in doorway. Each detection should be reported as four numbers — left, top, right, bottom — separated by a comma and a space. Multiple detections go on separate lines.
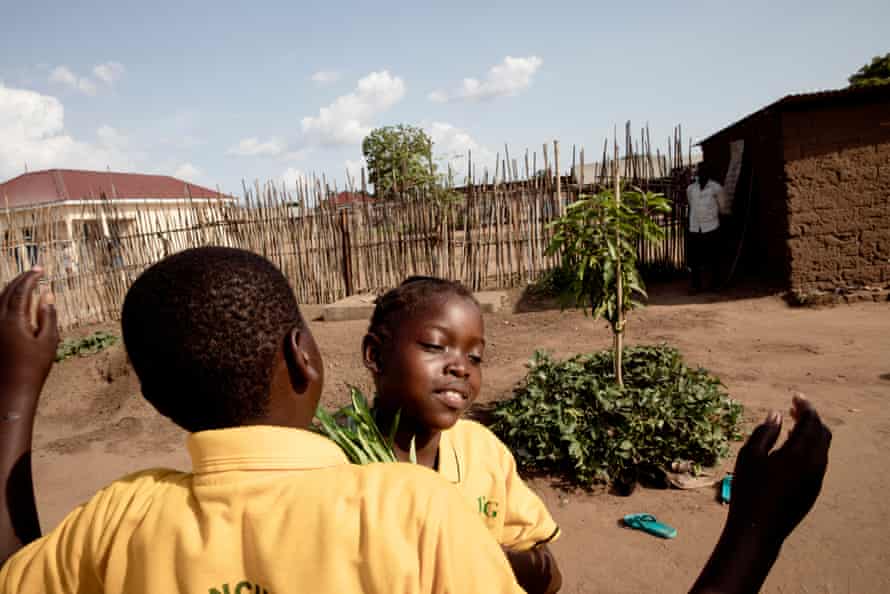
686, 162, 729, 292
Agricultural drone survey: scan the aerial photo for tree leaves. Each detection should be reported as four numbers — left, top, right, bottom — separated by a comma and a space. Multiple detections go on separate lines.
491, 345, 743, 489
545, 187, 671, 332
848, 53, 890, 88
362, 124, 437, 198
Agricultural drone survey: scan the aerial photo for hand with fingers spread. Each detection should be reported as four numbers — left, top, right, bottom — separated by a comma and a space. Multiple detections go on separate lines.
0, 268, 59, 564
729, 395, 832, 548
0, 268, 59, 415
691, 395, 832, 594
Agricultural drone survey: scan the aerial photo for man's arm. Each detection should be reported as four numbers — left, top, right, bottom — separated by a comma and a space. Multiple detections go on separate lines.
690, 396, 831, 594
0, 269, 58, 564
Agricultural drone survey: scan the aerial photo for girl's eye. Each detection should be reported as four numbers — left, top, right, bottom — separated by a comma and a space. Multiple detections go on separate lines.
469, 354, 483, 365
419, 342, 444, 351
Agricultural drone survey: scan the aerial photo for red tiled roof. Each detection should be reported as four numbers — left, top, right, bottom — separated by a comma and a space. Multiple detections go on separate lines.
699, 84, 890, 145
0, 169, 232, 209
329, 191, 375, 207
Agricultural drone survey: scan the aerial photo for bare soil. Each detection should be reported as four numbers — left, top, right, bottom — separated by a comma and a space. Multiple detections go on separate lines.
32, 282, 890, 593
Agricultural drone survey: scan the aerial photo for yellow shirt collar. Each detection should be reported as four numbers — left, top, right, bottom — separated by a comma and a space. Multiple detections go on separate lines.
187, 425, 348, 473
437, 428, 462, 484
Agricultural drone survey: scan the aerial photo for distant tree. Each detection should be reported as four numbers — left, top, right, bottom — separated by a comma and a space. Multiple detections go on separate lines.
362, 125, 436, 198
848, 53, 890, 88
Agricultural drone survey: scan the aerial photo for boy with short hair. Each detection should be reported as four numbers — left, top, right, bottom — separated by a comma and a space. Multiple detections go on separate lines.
0, 248, 525, 593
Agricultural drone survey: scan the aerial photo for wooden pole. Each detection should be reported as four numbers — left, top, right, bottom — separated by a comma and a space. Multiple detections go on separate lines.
554, 140, 561, 212
614, 130, 624, 388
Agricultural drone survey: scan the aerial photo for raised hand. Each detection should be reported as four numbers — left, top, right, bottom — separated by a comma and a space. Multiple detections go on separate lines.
0, 268, 59, 414
691, 395, 832, 594
729, 394, 832, 546
0, 268, 59, 563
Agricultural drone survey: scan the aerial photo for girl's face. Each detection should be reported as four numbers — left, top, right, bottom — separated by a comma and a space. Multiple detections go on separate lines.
369, 295, 484, 432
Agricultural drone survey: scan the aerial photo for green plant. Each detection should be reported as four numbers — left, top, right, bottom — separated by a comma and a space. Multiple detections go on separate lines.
491, 345, 743, 490
314, 386, 416, 464
55, 331, 118, 362
362, 125, 437, 198
848, 53, 890, 88
546, 186, 670, 385
528, 264, 575, 298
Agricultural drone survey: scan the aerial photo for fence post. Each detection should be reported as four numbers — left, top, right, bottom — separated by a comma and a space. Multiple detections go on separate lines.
339, 209, 354, 296
554, 140, 561, 213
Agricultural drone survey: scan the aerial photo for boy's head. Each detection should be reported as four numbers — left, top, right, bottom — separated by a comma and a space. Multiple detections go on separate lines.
121, 246, 323, 432
363, 276, 484, 432
697, 162, 710, 182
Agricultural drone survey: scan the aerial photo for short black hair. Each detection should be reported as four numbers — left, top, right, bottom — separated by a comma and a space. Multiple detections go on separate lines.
368, 276, 478, 343
121, 246, 302, 432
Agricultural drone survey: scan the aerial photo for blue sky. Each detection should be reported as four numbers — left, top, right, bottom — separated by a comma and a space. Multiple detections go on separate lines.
1, 0, 886, 194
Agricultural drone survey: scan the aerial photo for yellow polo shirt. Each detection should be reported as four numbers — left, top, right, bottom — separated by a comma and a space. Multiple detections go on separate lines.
438, 419, 560, 551
0, 426, 523, 594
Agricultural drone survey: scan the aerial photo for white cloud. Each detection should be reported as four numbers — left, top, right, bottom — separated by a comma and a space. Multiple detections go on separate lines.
311, 70, 341, 85
48, 62, 124, 96
428, 90, 448, 103
281, 148, 311, 162
49, 66, 97, 96
430, 56, 543, 103
92, 61, 125, 84
77, 78, 97, 96
226, 137, 286, 157
174, 163, 202, 180
301, 70, 405, 146
428, 122, 495, 178
280, 167, 308, 187
0, 84, 132, 179
48, 66, 77, 87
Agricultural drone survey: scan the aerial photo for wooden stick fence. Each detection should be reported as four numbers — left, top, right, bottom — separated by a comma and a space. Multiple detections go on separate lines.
1, 127, 692, 331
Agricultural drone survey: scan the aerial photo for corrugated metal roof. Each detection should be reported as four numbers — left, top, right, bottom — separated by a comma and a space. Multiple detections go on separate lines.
698, 84, 890, 145
0, 169, 233, 209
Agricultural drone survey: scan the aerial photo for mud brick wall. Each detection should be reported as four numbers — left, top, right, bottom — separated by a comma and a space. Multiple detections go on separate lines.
784, 101, 890, 294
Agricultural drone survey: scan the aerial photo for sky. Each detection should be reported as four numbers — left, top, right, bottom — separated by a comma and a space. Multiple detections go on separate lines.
1, 0, 887, 195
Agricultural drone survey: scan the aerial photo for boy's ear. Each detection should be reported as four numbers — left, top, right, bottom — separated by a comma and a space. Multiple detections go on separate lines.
285, 326, 321, 394
362, 332, 383, 375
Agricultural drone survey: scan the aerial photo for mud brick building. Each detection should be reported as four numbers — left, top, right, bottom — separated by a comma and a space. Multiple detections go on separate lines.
700, 85, 890, 297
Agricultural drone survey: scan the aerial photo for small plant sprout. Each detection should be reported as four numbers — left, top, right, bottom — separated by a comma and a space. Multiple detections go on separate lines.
314, 386, 417, 465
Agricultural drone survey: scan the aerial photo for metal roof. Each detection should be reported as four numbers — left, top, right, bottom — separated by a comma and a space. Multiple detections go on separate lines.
0, 169, 233, 209
698, 84, 890, 145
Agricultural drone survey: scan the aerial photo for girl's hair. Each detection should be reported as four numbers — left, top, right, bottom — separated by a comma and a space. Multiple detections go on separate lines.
368, 276, 478, 342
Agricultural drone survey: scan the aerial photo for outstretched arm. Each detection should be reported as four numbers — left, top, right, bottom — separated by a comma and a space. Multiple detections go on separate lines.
690, 395, 831, 594
0, 269, 58, 564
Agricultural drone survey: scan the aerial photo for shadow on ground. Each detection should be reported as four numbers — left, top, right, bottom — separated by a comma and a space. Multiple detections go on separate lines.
514, 277, 781, 313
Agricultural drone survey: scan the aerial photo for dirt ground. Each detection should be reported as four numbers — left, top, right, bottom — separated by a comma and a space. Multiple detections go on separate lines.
31, 281, 890, 593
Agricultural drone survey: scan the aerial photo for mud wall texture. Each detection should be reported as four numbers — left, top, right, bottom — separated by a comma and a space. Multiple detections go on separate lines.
784, 100, 890, 294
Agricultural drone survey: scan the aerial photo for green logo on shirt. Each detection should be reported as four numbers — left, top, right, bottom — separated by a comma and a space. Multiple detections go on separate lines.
477, 496, 499, 518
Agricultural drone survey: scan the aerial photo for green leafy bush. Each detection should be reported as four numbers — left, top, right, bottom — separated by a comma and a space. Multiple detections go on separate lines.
55, 331, 119, 362
491, 345, 743, 490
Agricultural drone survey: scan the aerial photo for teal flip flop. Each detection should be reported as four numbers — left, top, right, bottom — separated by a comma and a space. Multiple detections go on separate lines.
720, 474, 732, 504
622, 513, 678, 539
